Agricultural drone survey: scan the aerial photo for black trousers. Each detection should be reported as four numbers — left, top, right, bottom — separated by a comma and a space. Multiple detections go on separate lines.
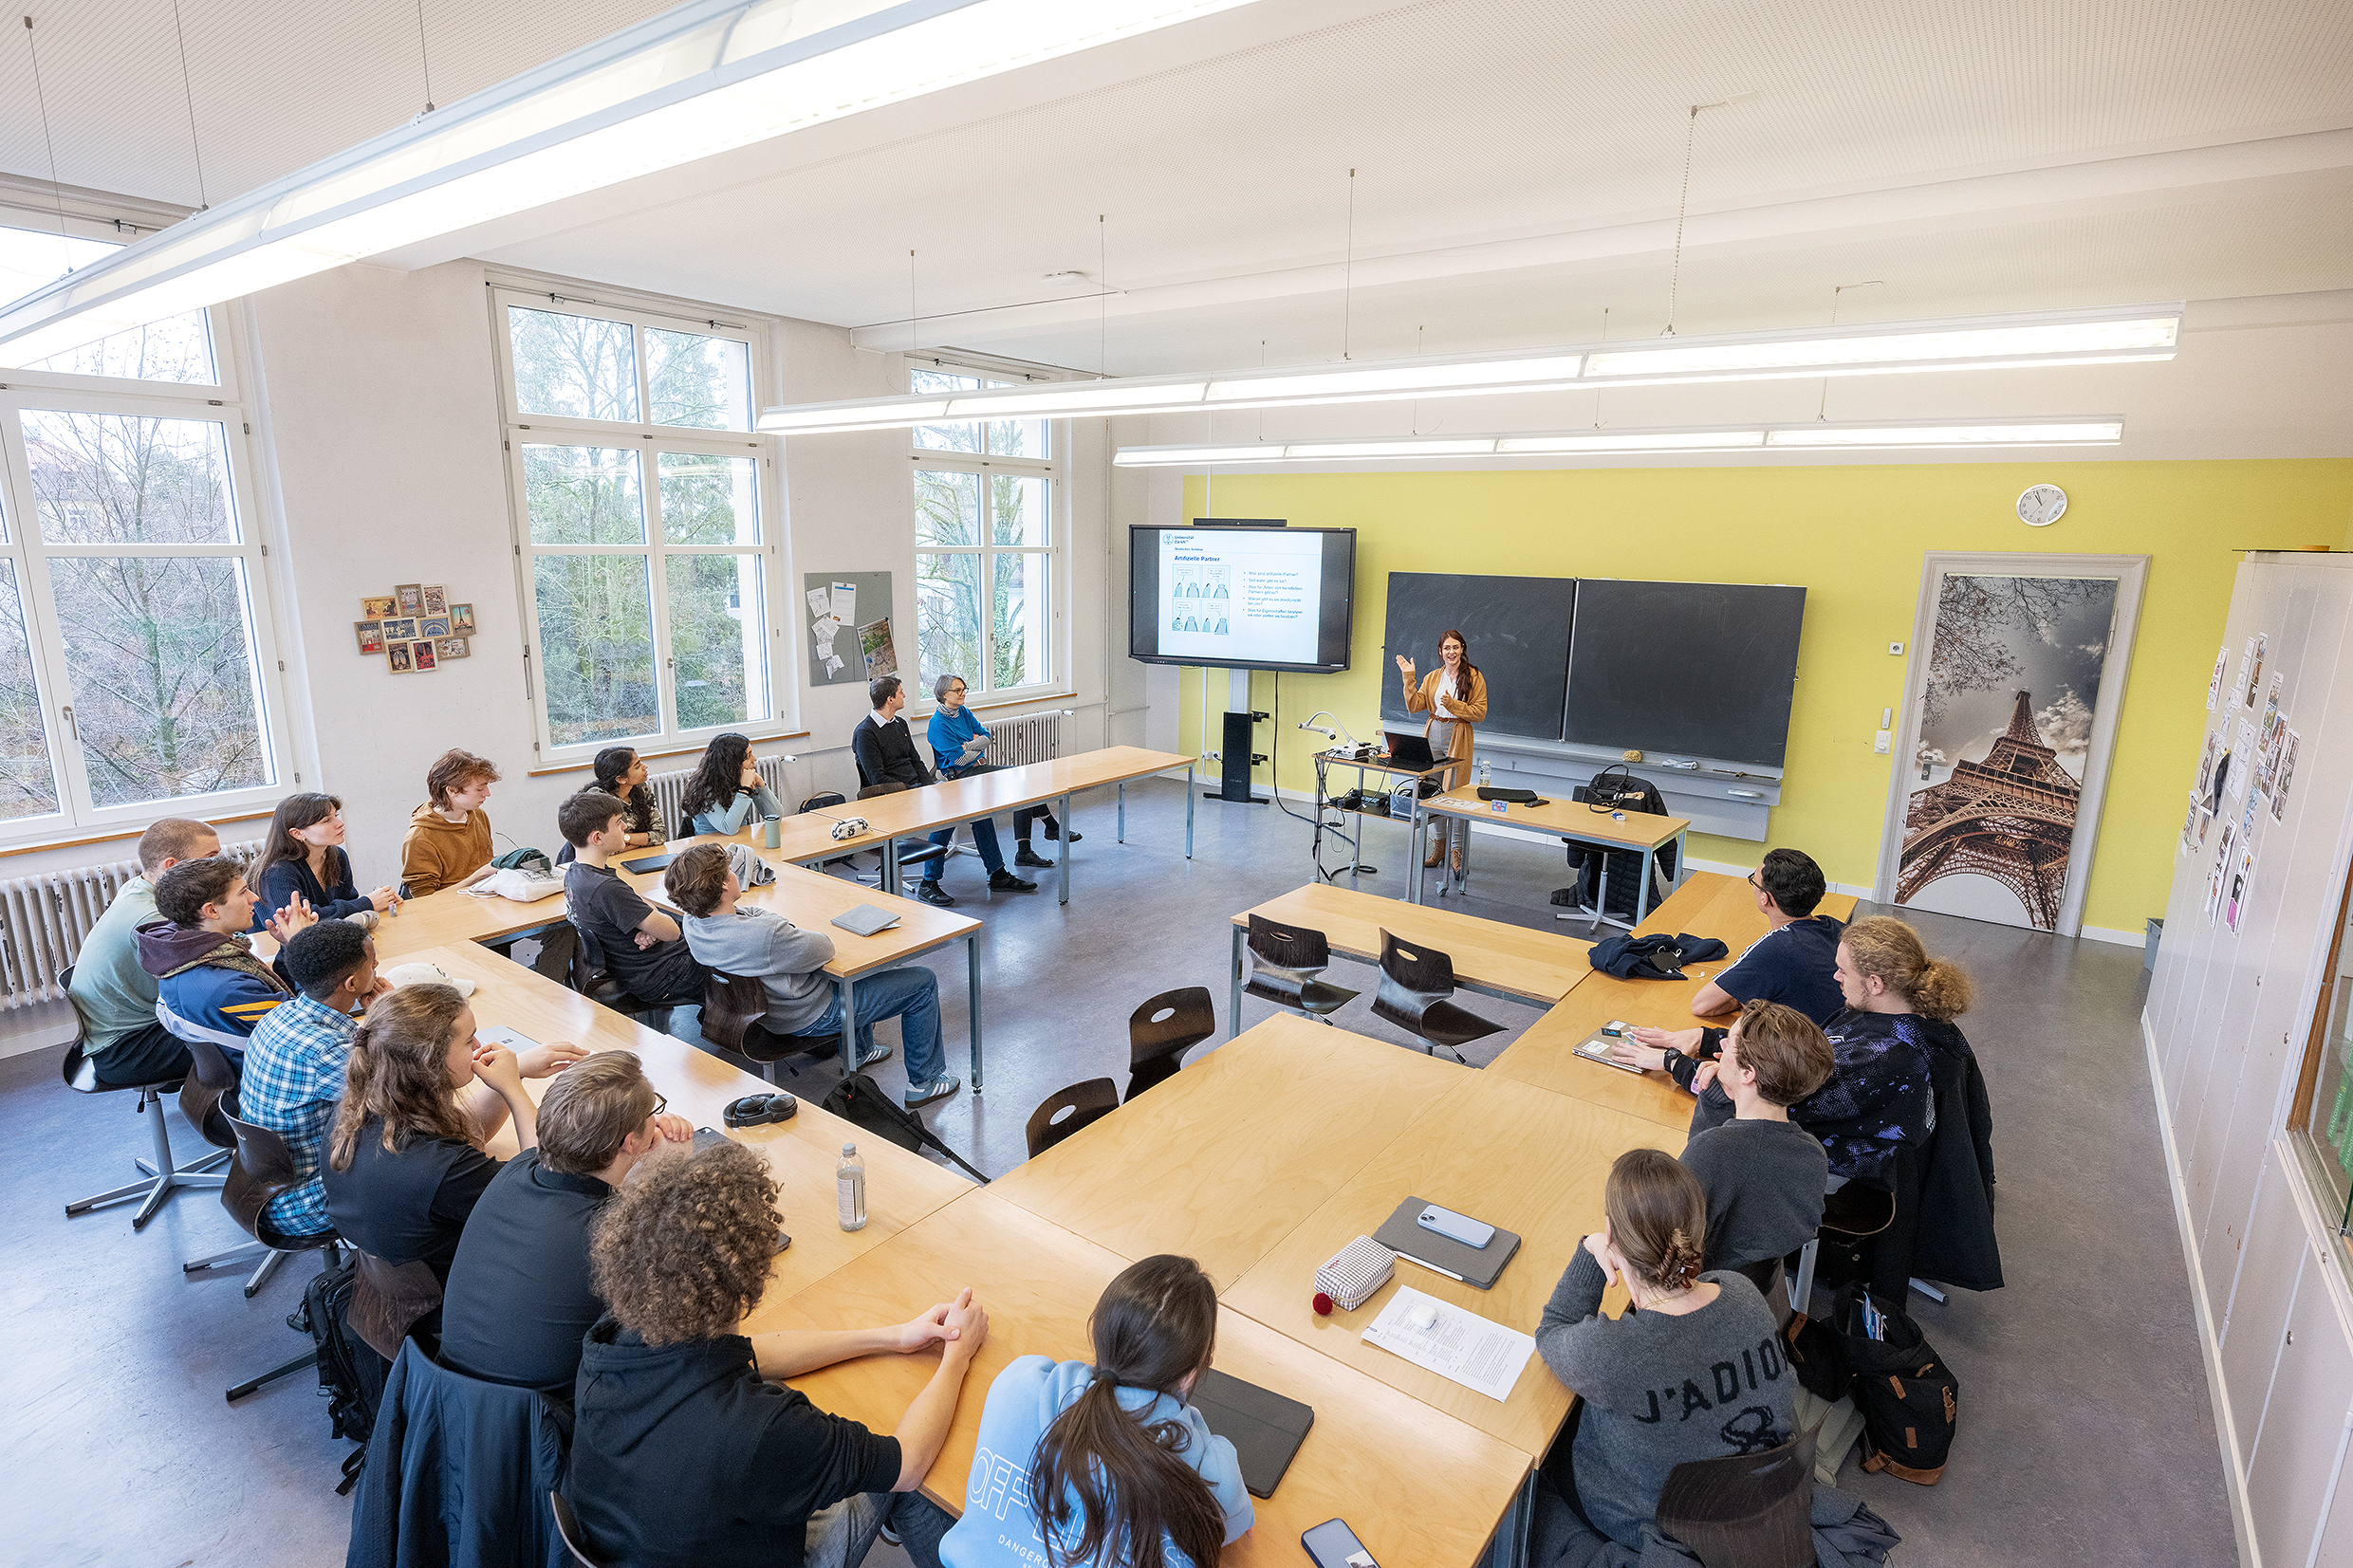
90, 1021, 195, 1087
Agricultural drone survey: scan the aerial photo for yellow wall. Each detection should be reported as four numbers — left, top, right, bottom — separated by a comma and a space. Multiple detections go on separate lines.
1174, 460, 2353, 935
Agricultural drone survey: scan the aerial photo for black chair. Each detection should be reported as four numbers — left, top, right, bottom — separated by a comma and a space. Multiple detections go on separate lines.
551, 1493, 609, 1568
1126, 987, 1215, 1100
59, 966, 229, 1230
186, 1110, 344, 1299
1243, 914, 1359, 1023
1555, 772, 1678, 932
1653, 1430, 1818, 1568
566, 914, 669, 1030
349, 1249, 445, 1364
1788, 1180, 1898, 1313
1027, 1079, 1120, 1158
697, 969, 841, 1083
1368, 929, 1504, 1063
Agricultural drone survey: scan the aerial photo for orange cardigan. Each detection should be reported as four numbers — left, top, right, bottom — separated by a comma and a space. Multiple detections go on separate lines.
1403, 665, 1489, 779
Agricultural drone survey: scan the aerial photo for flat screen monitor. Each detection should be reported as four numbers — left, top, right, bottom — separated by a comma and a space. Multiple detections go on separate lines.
1128, 524, 1356, 673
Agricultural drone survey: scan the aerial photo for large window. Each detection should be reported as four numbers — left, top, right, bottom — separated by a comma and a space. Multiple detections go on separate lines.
911, 363, 1060, 704
0, 222, 286, 844
494, 289, 778, 760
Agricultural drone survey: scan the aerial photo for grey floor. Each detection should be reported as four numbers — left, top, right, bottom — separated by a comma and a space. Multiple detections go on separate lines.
0, 778, 2231, 1567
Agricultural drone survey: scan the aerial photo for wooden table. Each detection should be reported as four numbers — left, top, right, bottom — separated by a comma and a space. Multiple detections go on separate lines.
1222, 1070, 1684, 1458
988, 1016, 1470, 1286
414, 941, 973, 1297
1486, 873, 1859, 1127
764, 1190, 1534, 1568
1417, 786, 1690, 918
1230, 883, 1592, 1037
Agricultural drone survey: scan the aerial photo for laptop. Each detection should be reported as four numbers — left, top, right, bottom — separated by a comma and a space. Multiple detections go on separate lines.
1190, 1368, 1314, 1498
1382, 730, 1436, 769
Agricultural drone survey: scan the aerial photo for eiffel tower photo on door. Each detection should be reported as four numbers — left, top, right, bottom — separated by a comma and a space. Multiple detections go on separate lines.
1876, 553, 2148, 937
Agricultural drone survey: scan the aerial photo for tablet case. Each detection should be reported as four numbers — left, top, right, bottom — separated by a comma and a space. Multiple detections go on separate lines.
1372, 1197, 1522, 1289
622, 852, 676, 874
831, 904, 903, 937
1190, 1368, 1313, 1499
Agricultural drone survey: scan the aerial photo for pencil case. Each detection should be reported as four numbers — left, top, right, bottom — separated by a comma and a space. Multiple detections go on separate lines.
1315, 1236, 1398, 1311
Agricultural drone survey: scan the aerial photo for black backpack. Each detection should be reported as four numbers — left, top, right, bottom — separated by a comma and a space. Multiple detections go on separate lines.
1787, 1284, 1959, 1485
819, 1073, 989, 1184
287, 1257, 382, 1492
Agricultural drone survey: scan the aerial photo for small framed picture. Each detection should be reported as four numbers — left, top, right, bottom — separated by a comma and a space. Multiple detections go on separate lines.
388, 643, 415, 673
361, 595, 396, 618
395, 583, 425, 617
435, 636, 471, 660
412, 639, 438, 673
355, 620, 385, 655
422, 584, 448, 617
449, 602, 476, 636
420, 616, 452, 638
380, 618, 418, 641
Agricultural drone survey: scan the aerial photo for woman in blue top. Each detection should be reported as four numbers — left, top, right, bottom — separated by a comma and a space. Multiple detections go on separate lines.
678, 732, 783, 837
903, 1254, 1251, 1568
246, 792, 399, 931
925, 673, 1079, 871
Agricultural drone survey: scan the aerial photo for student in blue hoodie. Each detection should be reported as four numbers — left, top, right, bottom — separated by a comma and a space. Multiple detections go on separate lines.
897, 1253, 1252, 1568
924, 673, 1078, 871
137, 857, 313, 1066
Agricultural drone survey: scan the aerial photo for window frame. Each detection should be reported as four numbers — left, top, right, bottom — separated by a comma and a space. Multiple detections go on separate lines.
487, 285, 788, 766
907, 358, 1066, 715
0, 303, 297, 847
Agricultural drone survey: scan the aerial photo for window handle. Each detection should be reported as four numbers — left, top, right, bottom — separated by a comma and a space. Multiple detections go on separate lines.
60, 704, 76, 740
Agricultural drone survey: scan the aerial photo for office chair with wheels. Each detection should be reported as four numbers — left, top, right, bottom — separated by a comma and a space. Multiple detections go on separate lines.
1369, 929, 1504, 1063
1243, 915, 1359, 1023
201, 1113, 348, 1398
1653, 1430, 1819, 1568
59, 966, 229, 1229
1027, 1079, 1120, 1158
697, 969, 841, 1083
1125, 987, 1215, 1100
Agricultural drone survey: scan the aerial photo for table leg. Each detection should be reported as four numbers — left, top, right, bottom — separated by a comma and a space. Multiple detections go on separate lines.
1637, 843, 1657, 923
1229, 924, 1244, 1040
881, 838, 900, 897
1185, 763, 1195, 858
1058, 791, 1072, 905
1118, 780, 1126, 842
1409, 795, 1426, 906
837, 975, 857, 1070
969, 932, 983, 1090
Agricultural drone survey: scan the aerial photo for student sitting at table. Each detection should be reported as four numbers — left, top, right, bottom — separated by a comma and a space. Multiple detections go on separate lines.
571, 1137, 990, 1568
925, 672, 1078, 871
241, 920, 392, 1240
438, 1051, 693, 1396
852, 675, 1034, 909
1675, 1000, 1833, 1279
680, 732, 784, 838
594, 746, 668, 848
138, 857, 314, 1066
247, 791, 400, 932
666, 843, 962, 1102
560, 790, 710, 1008
402, 749, 503, 895
889, 1253, 1251, 1568
1688, 847, 1845, 1024
67, 817, 219, 1086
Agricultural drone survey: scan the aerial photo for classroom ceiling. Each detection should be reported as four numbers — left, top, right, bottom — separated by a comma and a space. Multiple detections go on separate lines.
3, 0, 2351, 377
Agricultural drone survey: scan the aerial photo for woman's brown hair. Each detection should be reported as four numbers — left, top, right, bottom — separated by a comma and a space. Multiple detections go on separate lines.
1605, 1148, 1707, 1294
326, 983, 477, 1170
1028, 1254, 1226, 1568
1436, 627, 1478, 703
247, 792, 345, 897
590, 1139, 780, 1344
1842, 914, 1973, 1021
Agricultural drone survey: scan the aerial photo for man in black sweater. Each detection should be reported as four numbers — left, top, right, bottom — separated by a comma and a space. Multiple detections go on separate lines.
851, 676, 1033, 908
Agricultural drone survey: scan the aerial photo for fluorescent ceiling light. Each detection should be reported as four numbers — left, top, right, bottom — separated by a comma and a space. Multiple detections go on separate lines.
1111, 416, 2125, 467
0, 0, 1260, 367
764, 304, 2180, 434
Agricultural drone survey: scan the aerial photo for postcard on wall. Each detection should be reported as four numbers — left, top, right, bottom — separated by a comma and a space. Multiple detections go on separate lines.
413, 640, 437, 672
2260, 672, 2283, 747
2181, 795, 2201, 856
388, 643, 415, 673
420, 617, 452, 639
356, 620, 384, 655
2239, 781, 2259, 839
2207, 822, 2235, 920
2273, 729, 2300, 821
380, 618, 418, 642
2225, 843, 2255, 935
2230, 719, 2257, 807
2194, 730, 2220, 799
449, 603, 475, 636
2244, 634, 2267, 707
435, 636, 470, 660
421, 584, 448, 617
2206, 645, 2230, 710
396, 583, 425, 617
362, 595, 396, 618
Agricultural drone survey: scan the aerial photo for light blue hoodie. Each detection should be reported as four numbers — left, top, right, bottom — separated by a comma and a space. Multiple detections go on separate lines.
940, 1355, 1253, 1568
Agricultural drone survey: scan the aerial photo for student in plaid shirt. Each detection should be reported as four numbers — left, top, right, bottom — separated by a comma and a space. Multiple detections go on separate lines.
242, 921, 388, 1237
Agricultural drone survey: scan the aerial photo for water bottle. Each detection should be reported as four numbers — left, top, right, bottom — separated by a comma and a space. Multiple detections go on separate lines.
837, 1143, 867, 1231
1478, 758, 1492, 790
763, 814, 782, 850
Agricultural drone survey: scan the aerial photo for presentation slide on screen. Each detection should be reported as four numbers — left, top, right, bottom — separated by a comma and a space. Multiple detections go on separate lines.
1158, 529, 1326, 664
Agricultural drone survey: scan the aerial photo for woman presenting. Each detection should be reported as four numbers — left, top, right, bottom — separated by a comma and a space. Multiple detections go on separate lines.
1397, 627, 1487, 869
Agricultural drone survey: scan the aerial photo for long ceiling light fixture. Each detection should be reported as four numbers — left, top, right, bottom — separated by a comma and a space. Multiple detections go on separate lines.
759, 304, 2179, 433
0, 0, 1260, 367
1110, 417, 2127, 467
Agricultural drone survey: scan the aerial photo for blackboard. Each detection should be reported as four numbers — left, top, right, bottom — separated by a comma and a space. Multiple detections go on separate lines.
1380, 572, 1576, 741
1564, 581, 1806, 767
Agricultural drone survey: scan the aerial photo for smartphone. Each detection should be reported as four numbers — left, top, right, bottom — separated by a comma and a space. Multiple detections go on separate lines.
1302, 1519, 1378, 1568
475, 1024, 540, 1054
1417, 1204, 1495, 1248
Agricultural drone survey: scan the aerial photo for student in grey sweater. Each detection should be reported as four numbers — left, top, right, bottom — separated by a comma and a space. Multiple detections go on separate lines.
1533, 1149, 1794, 1553
663, 844, 962, 1109
1677, 1000, 1834, 1276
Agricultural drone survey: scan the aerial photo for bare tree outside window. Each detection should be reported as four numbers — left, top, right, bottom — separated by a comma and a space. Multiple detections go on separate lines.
0, 561, 60, 821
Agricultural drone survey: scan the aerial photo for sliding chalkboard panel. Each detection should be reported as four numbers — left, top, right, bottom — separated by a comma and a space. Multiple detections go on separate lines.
1564, 581, 1806, 768
1380, 572, 1576, 740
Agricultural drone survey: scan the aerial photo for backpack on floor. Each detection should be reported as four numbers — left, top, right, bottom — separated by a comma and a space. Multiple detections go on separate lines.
287, 1257, 380, 1492
820, 1072, 989, 1184
1832, 1286, 1959, 1485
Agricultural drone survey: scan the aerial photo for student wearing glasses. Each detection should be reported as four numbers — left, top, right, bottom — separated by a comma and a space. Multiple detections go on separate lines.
925, 673, 1078, 870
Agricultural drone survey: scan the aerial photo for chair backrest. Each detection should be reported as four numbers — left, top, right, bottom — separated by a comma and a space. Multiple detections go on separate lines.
568, 913, 611, 980
177, 1035, 243, 1152
1654, 1430, 1818, 1568
1246, 913, 1330, 975
549, 1493, 608, 1568
1129, 987, 1216, 1067
221, 1111, 303, 1240
1378, 928, 1458, 995
1820, 1181, 1898, 1239
699, 969, 768, 1054
1027, 1079, 1120, 1158
525, 920, 579, 985
350, 1249, 445, 1362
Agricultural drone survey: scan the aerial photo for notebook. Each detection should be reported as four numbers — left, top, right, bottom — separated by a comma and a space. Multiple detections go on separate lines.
621, 852, 676, 874
1371, 1197, 1522, 1290
831, 904, 903, 937
1573, 1022, 1649, 1076
1190, 1368, 1314, 1498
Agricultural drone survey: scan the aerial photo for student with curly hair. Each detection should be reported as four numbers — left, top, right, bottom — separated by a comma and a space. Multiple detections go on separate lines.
571, 1139, 991, 1568
679, 732, 783, 839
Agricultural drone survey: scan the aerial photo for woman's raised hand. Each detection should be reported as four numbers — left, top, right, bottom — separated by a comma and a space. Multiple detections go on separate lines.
1395, 654, 1417, 681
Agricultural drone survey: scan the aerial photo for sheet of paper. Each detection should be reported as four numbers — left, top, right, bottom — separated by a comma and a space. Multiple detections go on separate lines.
1361, 1284, 1535, 1403
806, 586, 831, 622
830, 581, 857, 630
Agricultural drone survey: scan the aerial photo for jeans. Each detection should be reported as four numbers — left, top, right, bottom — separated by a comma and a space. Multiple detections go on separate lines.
887, 1494, 957, 1568
804, 966, 946, 1085
928, 816, 1007, 876
806, 1492, 890, 1568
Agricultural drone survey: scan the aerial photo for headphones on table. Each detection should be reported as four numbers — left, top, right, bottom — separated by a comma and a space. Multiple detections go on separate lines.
723, 1092, 798, 1128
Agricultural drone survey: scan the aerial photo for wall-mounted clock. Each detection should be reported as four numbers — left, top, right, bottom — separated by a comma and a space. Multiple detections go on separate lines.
2017, 484, 2067, 526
